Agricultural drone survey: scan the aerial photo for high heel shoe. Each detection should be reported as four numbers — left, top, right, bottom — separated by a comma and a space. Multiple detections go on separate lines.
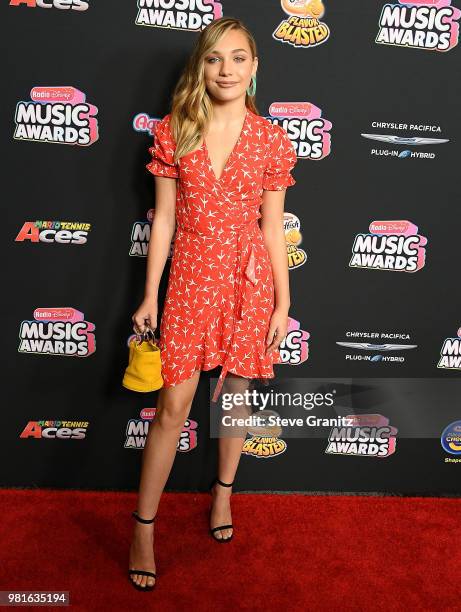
209, 478, 234, 543
128, 510, 157, 591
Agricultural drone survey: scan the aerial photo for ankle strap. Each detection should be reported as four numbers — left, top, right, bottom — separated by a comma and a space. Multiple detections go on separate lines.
132, 510, 156, 524
216, 478, 234, 487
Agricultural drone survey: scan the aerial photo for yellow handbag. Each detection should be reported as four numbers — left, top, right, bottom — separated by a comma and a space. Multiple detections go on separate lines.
122, 327, 164, 393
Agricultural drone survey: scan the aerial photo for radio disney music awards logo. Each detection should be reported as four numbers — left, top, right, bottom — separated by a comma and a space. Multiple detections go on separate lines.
18, 308, 96, 356
15, 220, 91, 245
441, 420, 461, 461
284, 212, 306, 270
336, 330, 417, 364
14, 86, 99, 146
349, 220, 427, 273
242, 412, 287, 459
9, 0, 89, 10
267, 102, 332, 161
361, 121, 449, 160
130, 209, 153, 257
279, 316, 310, 367
437, 326, 461, 370
130, 209, 174, 257
376, 0, 460, 52
274, 0, 330, 47
125, 408, 198, 452
325, 414, 398, 458
19, 420, 89, 440
135, 0, 222, 30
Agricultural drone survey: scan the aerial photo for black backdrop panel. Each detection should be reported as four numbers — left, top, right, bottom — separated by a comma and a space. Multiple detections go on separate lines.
2, 0, 461, 494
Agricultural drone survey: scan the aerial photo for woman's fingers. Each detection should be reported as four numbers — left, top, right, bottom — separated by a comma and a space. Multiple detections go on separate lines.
132, 315, 157, 335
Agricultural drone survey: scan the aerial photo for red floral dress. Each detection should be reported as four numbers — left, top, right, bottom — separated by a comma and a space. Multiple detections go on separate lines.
146, 108, 297, 402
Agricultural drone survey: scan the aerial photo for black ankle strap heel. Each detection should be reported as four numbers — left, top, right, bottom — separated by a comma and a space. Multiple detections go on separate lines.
132, 510, 156, 524
210, 477, 234, 489
129, 510, 157, 591
209, 477, 234, 543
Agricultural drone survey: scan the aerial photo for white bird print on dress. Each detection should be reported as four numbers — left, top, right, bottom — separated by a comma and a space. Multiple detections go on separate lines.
146, 108, 297, 402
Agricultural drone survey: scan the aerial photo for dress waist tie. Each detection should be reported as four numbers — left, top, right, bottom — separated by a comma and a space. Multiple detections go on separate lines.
211, 221, 259, 403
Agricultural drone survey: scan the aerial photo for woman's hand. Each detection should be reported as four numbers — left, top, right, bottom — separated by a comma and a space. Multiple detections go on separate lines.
132, 297, 158, 335
265, 306, 289, 355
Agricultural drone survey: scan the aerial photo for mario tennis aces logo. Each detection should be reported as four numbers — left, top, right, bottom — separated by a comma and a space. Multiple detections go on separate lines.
9, 0, 88, 10
14, 87, 99, 146
16, 220, 91, 245
376, 0, 461, 51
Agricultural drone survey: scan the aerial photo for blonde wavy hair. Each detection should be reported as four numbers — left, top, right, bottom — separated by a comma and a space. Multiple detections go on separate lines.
168, 17, 259, 164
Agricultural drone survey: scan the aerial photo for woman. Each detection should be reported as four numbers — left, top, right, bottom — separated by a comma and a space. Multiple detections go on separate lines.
128, 16, 297, 591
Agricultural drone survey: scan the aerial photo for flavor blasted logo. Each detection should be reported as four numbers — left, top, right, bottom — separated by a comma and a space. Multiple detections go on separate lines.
279, 316, 310, 367
376, 0, 460, 52
325, 414, 398, 457
15, 221, 91, 245
274, 0, 330, 47
18, 308, 96, 356
437, 327, 461, 370
350, 220, 427, 272
125, 408, 198, 452
267, 102, 332, 160
14, 87, 99, 146
135, 0, 222, 30
242, 435, 287, 458
284, 212, 306, 269
242, 410, 287, 458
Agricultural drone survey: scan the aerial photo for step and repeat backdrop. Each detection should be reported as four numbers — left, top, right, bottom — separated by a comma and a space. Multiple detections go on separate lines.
3, 0, 461, 495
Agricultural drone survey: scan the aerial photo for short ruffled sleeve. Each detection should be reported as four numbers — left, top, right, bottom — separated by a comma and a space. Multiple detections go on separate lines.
262, 123, 297, 191
146, 114, 179, 178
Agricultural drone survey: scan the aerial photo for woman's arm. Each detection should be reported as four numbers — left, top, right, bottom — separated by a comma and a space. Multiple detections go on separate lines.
260, 189, 290, 354
144, 176, 177, 300
132, 175, 176, 335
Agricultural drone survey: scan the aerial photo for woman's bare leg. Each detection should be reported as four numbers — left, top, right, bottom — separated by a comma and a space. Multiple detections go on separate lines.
210, 373, 252, 540
129, 370, 201, 588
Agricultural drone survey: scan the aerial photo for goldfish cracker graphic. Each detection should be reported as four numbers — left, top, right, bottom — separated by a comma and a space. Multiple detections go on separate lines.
281, 0, 325, 19
307, 0, 324, 19
286, 228, 302, 245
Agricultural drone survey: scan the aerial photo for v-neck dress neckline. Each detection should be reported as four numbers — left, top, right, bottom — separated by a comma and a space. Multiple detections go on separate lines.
202, 108, 249, 183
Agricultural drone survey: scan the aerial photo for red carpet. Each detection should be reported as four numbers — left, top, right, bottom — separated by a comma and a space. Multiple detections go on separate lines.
1, 489, 459, 611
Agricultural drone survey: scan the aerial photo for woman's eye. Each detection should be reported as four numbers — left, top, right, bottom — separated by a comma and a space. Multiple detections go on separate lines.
207, 56, 246, 63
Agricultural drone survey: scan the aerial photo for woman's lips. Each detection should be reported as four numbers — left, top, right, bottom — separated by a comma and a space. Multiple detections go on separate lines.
216, 82, 238, 88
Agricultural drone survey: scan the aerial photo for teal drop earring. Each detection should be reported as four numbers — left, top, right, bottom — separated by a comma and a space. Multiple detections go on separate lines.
246, 74, 257, 96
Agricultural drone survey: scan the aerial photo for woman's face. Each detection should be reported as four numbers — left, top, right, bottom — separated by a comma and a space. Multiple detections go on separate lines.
203, 29, 257, 103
